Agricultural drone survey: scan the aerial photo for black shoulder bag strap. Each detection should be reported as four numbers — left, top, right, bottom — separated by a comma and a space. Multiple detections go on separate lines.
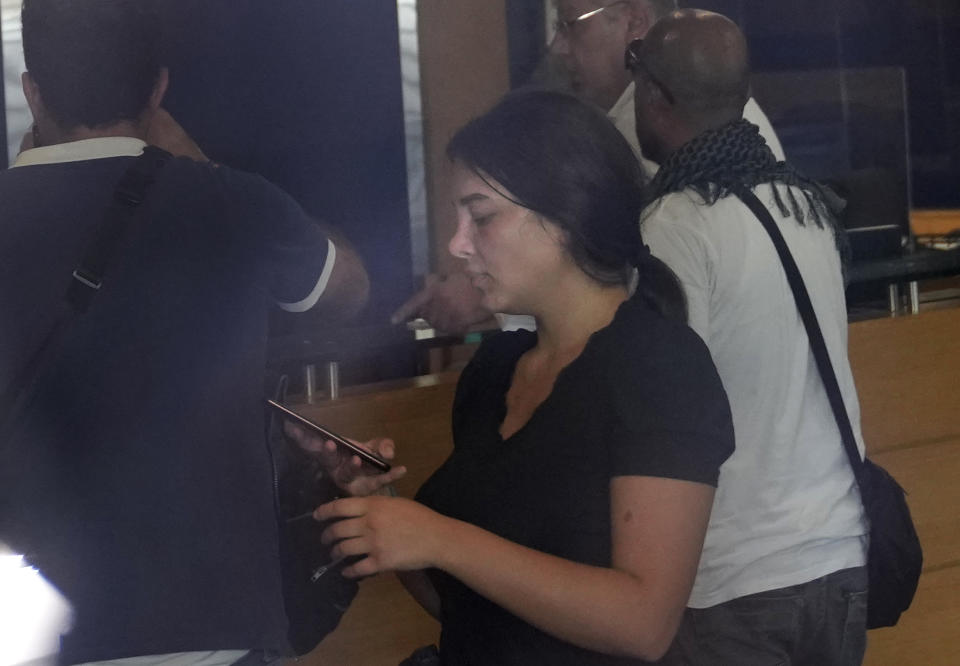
736, 186, 923, 629
732, 186, 866, 487
0, 145, 172, 437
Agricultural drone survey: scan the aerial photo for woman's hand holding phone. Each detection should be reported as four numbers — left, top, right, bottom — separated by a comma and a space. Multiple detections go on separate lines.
282, 420, 407, 497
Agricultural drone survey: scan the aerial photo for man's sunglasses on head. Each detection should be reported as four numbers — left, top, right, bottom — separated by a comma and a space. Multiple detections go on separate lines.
624, 38, 675, 104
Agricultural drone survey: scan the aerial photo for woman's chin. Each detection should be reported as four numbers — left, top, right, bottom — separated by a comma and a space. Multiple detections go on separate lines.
480, 295, 500, 314
481, 292, 514, 316
479, 286, 525, 318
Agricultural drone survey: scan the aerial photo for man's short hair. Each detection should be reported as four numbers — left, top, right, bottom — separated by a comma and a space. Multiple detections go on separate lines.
22, 0, 161, 129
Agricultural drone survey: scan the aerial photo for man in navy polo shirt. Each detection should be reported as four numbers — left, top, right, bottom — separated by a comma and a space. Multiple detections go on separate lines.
0, 1, 398, 663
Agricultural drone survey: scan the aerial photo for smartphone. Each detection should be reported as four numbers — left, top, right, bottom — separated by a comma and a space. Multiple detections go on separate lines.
265, 399, 391, 472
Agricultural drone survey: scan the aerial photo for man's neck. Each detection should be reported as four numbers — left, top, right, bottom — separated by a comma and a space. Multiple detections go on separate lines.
652, 122, 701, 164
658, 112, 743, 162
41, 120, 146, 147
533, 277, 628, 356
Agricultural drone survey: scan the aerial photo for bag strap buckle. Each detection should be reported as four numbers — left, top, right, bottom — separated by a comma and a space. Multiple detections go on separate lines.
71, 268, 102, 291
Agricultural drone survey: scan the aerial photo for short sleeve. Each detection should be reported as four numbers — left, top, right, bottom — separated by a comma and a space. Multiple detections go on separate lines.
216, 165, 333, 308
605, 315, 734, 486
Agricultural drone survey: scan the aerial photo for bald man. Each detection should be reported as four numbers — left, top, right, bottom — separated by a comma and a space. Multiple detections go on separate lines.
392, 0, 784, 333
633, 11, 869, 665
549, 0, 782, 173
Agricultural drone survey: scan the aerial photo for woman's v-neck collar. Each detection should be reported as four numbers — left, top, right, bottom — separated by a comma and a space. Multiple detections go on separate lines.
492, 299, 636, 444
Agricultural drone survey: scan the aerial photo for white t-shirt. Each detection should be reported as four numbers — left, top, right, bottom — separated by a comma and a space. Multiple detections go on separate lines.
642, 184, 868, 607
497, 86, 786, 333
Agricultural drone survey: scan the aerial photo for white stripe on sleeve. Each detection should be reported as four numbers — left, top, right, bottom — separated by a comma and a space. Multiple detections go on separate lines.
277, 239, 336, 313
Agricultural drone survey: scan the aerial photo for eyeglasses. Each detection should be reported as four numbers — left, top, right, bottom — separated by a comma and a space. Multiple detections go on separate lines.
624, 38, 675, 104
553, 1, 630, 38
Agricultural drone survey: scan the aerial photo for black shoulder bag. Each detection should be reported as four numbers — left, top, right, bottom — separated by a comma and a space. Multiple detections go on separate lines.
734, 186, 922, 628
0, 146, 171, 438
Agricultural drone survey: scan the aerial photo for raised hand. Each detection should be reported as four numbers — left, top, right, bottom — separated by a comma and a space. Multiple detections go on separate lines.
390, 272, 493, 335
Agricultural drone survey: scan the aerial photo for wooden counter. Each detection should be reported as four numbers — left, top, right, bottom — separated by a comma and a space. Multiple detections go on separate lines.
911, 209, 960, 237
848, 307, 960, 665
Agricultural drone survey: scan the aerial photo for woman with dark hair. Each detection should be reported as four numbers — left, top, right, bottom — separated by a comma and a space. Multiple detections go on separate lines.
316, 91, 734, 664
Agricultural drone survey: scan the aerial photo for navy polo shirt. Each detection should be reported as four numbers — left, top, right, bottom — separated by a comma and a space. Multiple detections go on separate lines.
0, 139, 332, 662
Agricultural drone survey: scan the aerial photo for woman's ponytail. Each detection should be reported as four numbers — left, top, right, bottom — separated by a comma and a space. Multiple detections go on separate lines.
633, 248, 688, 324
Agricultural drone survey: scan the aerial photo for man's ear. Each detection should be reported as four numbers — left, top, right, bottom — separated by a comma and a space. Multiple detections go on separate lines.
148, 67, 170, 113
21, 71, 43, 120
625, 1, 654, 41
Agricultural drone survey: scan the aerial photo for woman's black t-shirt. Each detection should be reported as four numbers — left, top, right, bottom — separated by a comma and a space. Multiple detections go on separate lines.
416, 298, 735, 665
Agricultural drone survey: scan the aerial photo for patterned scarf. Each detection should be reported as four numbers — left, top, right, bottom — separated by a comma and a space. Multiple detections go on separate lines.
644, 119, 843, 236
